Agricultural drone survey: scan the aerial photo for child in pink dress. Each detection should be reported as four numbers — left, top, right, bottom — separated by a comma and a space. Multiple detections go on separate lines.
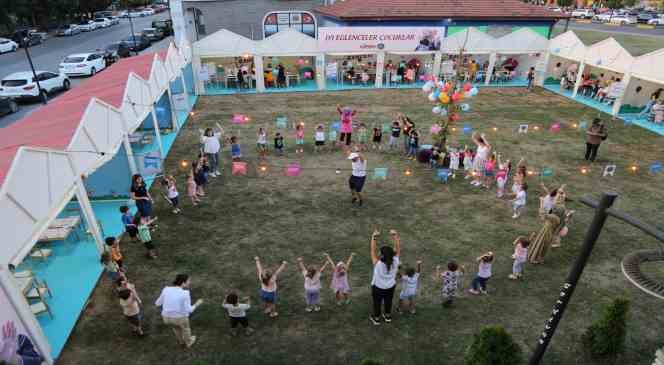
336, 104, 356, 148
186, 173, 200, 206
295, 124, 305, 154
325, 252, 355, 305
495, 155, 510, 198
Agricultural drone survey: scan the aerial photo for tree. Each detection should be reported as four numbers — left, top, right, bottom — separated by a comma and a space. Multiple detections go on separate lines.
465, 326, 523, 365
582, 298, 630, 359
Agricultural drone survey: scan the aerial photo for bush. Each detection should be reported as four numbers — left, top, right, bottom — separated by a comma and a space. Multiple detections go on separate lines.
360, 359, 383, 365
581, 297, 630, 359
464, 326, 523, 365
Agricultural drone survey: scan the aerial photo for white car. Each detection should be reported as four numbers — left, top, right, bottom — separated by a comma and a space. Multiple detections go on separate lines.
108, 16, 120, 25
77, 20, 97, 32
128, 10, 143, 18
141, 8, 155, 16
59, 53, 106, 77
648, 15, 664, 25
0, 38, 18, 53
93, 18, 111, 28
609, 15, 637, 25
0, 71, 70, 100
593, 13, 613, 22
571, 9, 594, 19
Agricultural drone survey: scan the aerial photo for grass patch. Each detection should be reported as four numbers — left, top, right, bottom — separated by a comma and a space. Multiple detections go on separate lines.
552, 27, 664, 56
58, 88, 664, 365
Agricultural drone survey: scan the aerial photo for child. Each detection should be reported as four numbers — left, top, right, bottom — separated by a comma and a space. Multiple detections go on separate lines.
274, 132, 284, 156
162, 175, 181, 214
407, 129, 419, 159
429, 147, 441, 169
511, 182, 528, 219
509, 236, 530, 280
186, 172, 200, 206
254, 257, 287, 317
134, 216, 157, 259
328, 126, 337, 150
118, 287, 144, 336
297, 257, 329, 312
105, 236, 123, 269
120, 205, 138, 242
230, 136, 242, 160
469, 251, 493, 295
192, 160, 207, 197
295, 123, 305, 154
314, 125, 326, 153
101, 251, 123, 281
223, 292, 254, 336
437, 261, 464, 307
257, 128, 268, 157
325, 252, 355, 305
496, 155, 510, 198
483, 153, 496, 189
512, 158, 527, 196
360, 69, 370, 86
449, 148, 460, 178
372, 127, 382, 150
462, 146, 474, 179
357, 123, 368, 151
389, 121, 401, 150
397, 260, 422, 314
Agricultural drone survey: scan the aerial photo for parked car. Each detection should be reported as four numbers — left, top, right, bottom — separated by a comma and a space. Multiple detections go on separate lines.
0, 38, 18, 53
609, 15, 637, 25
56, 24, 81, 36
0, 71, 70, 101
103, 42, 131, 64
152, 19, 173, 36
128, 10, 143, 18
571, 9, 594, 18
121, 34, 151, 51
10, 29, 42, 47
142, 27, 164, 42
637, 13, 655, 23
141, 8, 156, 16
59, 53, 106, 76
648, 15, 664, 25
593, 12, 613, 22
108, 16, 120, 25
77, 20, 97, 32
0, 97, 19, 116
93, 18, 111, 28
118, 10, 128, 18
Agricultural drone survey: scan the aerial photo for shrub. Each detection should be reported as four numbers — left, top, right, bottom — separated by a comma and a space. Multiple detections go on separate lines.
360, 359, 383, 365
465, 326, 523, 365
581, 297, 630, 359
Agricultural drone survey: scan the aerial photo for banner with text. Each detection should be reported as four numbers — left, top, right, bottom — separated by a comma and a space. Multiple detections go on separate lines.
318, 27, 445, 52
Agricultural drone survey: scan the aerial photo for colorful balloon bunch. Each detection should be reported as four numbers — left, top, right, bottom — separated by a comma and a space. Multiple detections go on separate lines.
422, 80, 479, 122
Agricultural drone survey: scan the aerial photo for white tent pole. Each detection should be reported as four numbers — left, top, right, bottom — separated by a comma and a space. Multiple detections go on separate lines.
180, 70, 190, 105
192, 56, 203, 95
0, 268, 54, 365
316, 53, 326, 91
74, 179, 104, 253
535, 50, 550, 87
485, 52, 497, 86
166, 88, 179, 131
433, 52, 442, 80
150, 107, 165, 156
572, 61, 585, 98
612, 72, 631, 116
375, 52, 385, 89
254, 55, 265, 92
122, 134, 138, 175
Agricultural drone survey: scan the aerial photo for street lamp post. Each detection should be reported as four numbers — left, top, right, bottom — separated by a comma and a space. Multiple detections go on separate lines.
22, 37, 46, 105
127, 9, 138, 56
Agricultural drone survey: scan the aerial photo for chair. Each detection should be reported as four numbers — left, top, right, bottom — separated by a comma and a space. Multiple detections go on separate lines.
26, 278, 52, 300
29, 247, 52, 260
29, 288, 53, 319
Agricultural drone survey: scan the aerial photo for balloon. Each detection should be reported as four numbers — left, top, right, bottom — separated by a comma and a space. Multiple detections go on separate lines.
450, 113, 460, 122
463, 83, 472, 92
439, 94, 450, 104
428, 92, 437, 102
296, 58, 305, 66
451, 92, 461, 102
440, 108, 448, 116
432, 106, 442, 115
430, 124, 442, 134
470, 87, 479, 96
437, 81, 445, 88
433, 89, 441, 98
442, 84, 450, 93
460, 103, 470, 112
422, 84, 433, 93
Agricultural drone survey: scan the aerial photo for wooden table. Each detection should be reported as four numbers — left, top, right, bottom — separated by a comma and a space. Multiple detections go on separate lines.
14, 276, 33, 294
38, 216, 81, 242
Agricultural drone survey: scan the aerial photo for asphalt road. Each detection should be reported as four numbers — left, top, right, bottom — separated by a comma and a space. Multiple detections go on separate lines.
0, 12, 172, 127
556, 20, 664, 37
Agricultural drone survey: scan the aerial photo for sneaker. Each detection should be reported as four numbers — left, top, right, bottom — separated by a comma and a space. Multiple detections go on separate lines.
186, 336, 197, 348
480, 289, 488, 295
305, 307, 313, 312
215, 170, 221, 176
269, 311, 279, 318
468, 289, 480, 295
209, 172, 217, 178
512, 214, 520, 219
382, 314, 392, 323
314, 306, 321, 312
508, 274, 518, 280
369, 316, 381, 326
409, 309, 417, 315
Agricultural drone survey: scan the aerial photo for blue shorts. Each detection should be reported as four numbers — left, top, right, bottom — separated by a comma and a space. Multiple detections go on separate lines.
399, 292, 416, 300
261, 289, 276, 303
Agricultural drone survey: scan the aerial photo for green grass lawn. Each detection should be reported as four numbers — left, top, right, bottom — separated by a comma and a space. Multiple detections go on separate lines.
552, 27, 664, 56
58, 88, 664, 365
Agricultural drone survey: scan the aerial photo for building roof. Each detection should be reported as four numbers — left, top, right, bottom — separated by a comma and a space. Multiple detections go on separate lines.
314, 0, 568, 21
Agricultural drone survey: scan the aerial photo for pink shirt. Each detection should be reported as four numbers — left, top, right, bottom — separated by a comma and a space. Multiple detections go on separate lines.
514, 244, 528, 263
296, 129, 304, 138
485, 160, 495, 173
337, 106, 355, 134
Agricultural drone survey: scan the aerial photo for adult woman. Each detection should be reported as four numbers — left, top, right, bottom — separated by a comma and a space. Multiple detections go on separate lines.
584, 118, 607, 162
154, 274, 204, 348
130, 174, 153, 220
348, 152, 367, 206
200, 123, 223, 177
527, 209, 561, 265
470, 132, 491, 187
369, 228, 400, 325
652, 100, 664, 124
638, 88, 663, 118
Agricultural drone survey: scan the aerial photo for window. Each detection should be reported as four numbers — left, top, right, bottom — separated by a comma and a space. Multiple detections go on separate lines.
1, 80, 27, 87
63, 56, 85, 63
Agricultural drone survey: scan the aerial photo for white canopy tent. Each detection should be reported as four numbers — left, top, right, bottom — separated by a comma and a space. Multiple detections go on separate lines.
493, 28, 549, 54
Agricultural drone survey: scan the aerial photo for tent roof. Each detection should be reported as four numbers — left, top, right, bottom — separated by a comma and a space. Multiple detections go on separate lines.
193, 29, 258, 57
0, 53, 155, 186
493, 27, 548, 53
583, 37, 634, 74
442, 27, 495, 54
549, 30, 586, 61
257, 28, 319, 56
631, 48, 664, 84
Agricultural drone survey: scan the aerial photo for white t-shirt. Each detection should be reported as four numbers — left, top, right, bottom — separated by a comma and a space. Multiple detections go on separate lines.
476, 145, 490, 161
257, 132, 267, 144
167, 185, 178, 199
315, 131, 325, 142
155, 286, 195, 318
514, 190, 527, 206
201, 133, 221, 154
542, 195, 555, 212
400, 273, 420, 296
371, 256, 399, 289
352, 159, 367, 177
303, 271, 321, 291
478, 262, 492, 278
223, 303, 250, 317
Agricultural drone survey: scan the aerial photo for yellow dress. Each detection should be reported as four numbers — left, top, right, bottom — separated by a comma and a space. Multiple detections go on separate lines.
527, 213, 561, 264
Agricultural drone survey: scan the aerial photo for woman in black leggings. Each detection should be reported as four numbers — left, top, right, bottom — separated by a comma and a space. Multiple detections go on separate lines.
369, 228, 401, 326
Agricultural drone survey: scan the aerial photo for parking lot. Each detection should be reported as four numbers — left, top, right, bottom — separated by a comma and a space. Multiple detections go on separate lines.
561, 19, 664, 37
0, 12, 172, 127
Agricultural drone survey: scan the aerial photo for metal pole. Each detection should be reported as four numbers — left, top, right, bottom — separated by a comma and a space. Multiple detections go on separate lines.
23, 38, 46, 105
128, 9, 138, 55
528, 192, 618, 365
